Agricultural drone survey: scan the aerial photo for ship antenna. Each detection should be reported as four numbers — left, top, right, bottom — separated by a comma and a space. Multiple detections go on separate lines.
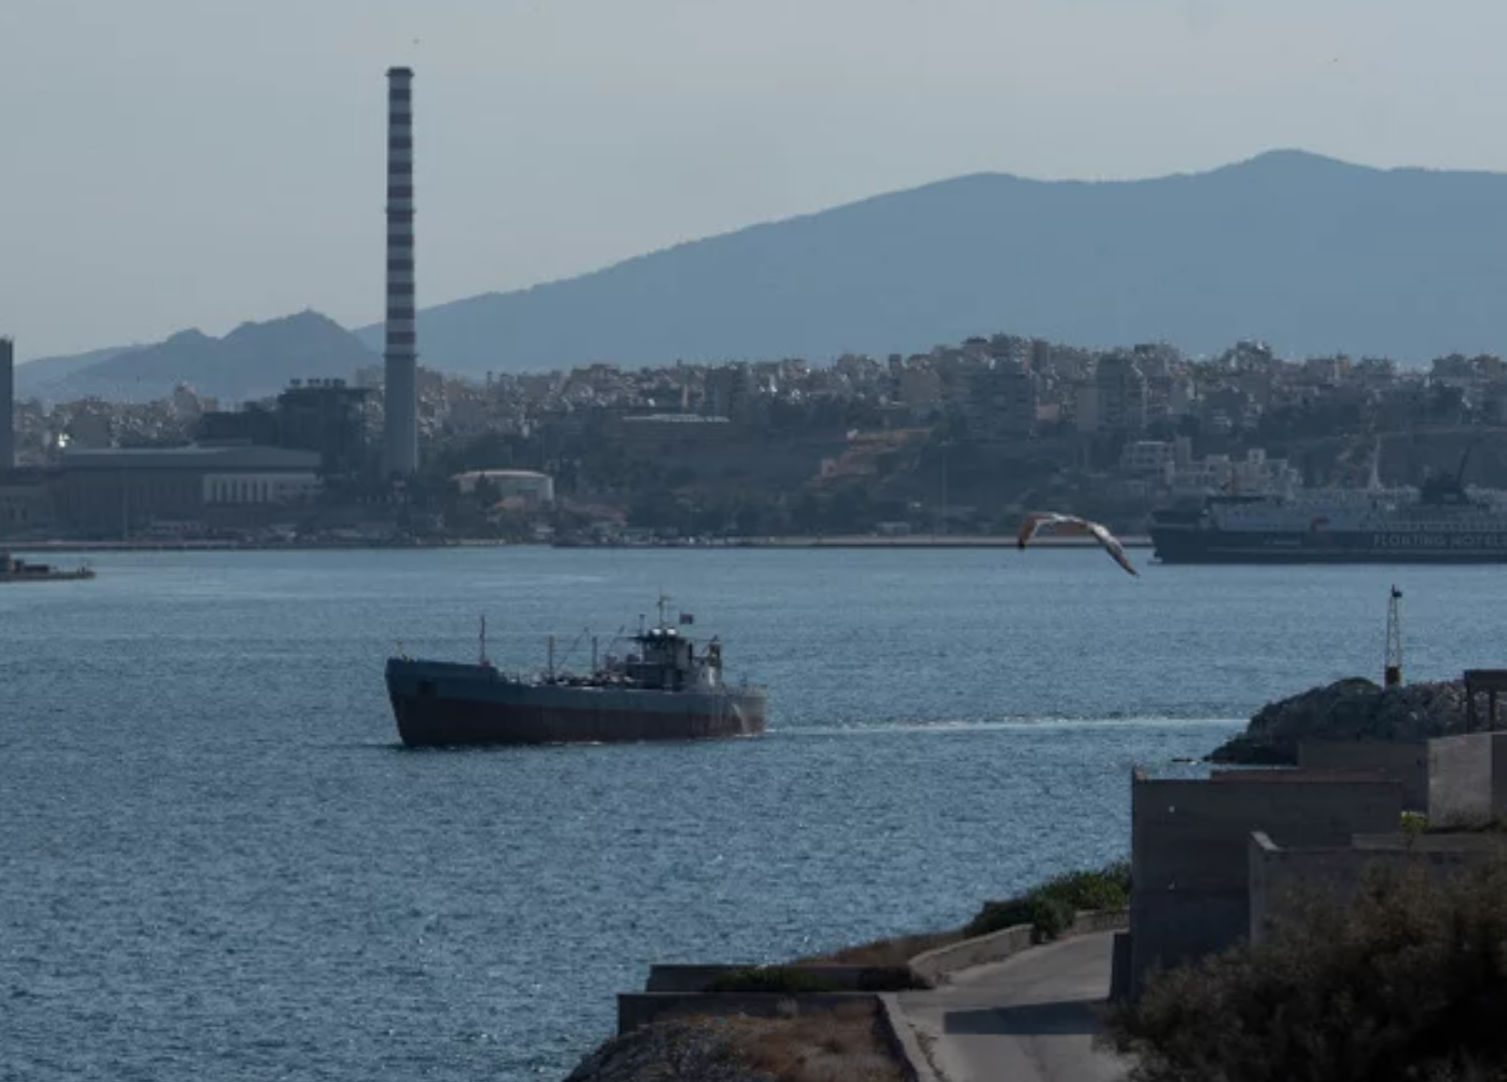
479, 614, 489, 666
657, 590, 670, 628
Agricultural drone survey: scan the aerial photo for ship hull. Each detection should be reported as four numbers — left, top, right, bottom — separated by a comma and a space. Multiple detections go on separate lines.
386, 658, 767, 747
1152, 525, 1507, 564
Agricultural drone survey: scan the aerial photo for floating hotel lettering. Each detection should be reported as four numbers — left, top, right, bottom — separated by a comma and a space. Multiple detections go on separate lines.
1370, 532, 1507, 548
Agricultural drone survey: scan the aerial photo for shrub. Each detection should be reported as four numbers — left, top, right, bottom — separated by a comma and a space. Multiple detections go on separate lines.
966, 860, 1130, 942
1106, 861, 1507, 1082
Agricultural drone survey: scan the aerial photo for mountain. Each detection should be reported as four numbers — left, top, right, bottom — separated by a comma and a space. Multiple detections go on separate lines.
16, 344, 139, 396
355, 150, 1507, 372
24, 311, 378, 404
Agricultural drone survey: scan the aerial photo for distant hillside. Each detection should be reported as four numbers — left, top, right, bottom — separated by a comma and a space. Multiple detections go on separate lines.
354, 150, 1507, 373
16, 344, 138, 395
24, 311, 377, 404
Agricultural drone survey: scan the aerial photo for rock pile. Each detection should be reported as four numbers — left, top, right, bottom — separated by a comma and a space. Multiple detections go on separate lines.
1211, 677, 1469, 764
564, 1020, 770, 1082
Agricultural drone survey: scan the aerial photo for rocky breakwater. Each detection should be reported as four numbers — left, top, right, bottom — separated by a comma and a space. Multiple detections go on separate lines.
1211, 677, 1468, 764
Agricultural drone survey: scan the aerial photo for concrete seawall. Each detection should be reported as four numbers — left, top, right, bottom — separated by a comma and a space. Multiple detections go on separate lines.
907, 909, 1129, 987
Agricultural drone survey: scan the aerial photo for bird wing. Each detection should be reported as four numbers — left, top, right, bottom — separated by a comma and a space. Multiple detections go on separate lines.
1086, 521, 1139, 577
1016, 511, 1070, 548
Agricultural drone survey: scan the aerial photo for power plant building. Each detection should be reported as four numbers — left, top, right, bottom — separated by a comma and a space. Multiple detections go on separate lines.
56, 445, 320, 537
382, 66, 419, 477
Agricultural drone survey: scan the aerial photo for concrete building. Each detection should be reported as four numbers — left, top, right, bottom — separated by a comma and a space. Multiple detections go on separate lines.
0, 472, 56, 536
1429, 731, 1507, 828
1125, 772, 1403, 996
382, 66, 418, 477
57, 445, 320, 536
277, 379, 370, 477
1119, 440, 1174, 479
1297, 740, 1429, 813
966, 361, 1035, 440
1094, 353, 1148, 433
0, 336, 13, 472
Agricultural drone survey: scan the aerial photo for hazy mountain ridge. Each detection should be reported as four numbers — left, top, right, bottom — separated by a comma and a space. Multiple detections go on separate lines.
28, 150, 1507, 399
353, 149, 1507, 373
23, 311, 377, 404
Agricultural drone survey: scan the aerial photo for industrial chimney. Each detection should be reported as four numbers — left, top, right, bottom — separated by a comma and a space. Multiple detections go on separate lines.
0, 336, 14, 472
382, 66, 418, 477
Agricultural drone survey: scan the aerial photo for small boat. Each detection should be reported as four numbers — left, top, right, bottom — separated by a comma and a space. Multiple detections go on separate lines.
0, 552, 95, 583
385, 598, 767, 747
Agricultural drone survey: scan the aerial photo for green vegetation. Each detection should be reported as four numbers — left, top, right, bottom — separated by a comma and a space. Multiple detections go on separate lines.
1107, 862, 1507, 1082
967, 861, 1131, 942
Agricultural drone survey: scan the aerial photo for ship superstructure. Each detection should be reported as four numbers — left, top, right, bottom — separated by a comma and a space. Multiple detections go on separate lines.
385, 600, 766, 746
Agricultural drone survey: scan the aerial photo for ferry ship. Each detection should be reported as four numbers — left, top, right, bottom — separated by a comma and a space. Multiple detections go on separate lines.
385, 600, 766, 747
1150, 466, 1507, 564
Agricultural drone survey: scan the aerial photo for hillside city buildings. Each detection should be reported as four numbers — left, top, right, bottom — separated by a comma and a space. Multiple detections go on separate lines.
0, 327, 1504, 542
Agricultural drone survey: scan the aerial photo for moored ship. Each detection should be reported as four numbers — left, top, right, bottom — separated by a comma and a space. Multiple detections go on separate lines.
0, 552, 95, 582
1150, 464, 1507, 564
386, 601, 766, 747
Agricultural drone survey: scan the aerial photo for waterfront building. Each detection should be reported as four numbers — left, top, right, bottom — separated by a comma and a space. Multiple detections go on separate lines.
57, 445, 320, 536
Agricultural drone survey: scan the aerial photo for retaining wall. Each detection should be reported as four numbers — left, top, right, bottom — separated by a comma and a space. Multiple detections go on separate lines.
617, 990, 872, 1034
907, 909, 1127, 987
644, 963, 916, 993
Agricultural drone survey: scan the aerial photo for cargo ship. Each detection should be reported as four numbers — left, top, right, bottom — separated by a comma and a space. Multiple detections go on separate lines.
0, 552, 95, 582
386, 601, 766, 747
1150, 463, 1507, 564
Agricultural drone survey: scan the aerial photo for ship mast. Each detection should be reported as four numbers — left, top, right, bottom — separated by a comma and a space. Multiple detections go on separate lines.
1384, 585, 1403, 688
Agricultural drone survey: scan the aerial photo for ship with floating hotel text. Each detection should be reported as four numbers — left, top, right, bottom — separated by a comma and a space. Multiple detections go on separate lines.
1150, 457, 1507, 564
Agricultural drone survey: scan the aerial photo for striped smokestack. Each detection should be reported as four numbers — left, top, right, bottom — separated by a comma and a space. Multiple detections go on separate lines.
0, 336, 13, 472
382, 66, 418, 476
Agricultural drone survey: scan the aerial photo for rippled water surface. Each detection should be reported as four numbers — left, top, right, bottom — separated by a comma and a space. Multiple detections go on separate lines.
4, 547, 1502, 1079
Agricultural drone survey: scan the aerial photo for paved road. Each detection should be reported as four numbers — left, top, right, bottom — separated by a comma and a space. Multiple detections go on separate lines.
895, 932, 1127, 1082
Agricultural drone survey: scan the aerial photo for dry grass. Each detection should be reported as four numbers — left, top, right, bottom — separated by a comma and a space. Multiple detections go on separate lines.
797, 928, 961, 967
718, 1002, 906, 1082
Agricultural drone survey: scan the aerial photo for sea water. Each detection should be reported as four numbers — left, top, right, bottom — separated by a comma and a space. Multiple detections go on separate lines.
2, 547, 1497, 1079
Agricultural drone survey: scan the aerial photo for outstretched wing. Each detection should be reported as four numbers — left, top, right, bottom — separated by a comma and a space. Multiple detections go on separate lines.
1085, 521, 1139, 577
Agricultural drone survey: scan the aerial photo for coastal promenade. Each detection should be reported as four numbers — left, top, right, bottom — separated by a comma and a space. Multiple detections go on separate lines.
894, 932, 1123, 1082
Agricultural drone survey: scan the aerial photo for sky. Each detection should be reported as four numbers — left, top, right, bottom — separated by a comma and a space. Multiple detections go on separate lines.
6, 0, 1507, 361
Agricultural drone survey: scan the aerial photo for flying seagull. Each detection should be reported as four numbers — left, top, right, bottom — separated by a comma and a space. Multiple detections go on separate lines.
1016, 512, 1138, 577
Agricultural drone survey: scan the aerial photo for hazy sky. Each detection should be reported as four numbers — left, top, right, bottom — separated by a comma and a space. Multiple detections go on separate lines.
6, 0, 1507, 360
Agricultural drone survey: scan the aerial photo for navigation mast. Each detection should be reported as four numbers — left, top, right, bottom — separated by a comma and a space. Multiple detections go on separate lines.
1384, 585, 1403, 688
